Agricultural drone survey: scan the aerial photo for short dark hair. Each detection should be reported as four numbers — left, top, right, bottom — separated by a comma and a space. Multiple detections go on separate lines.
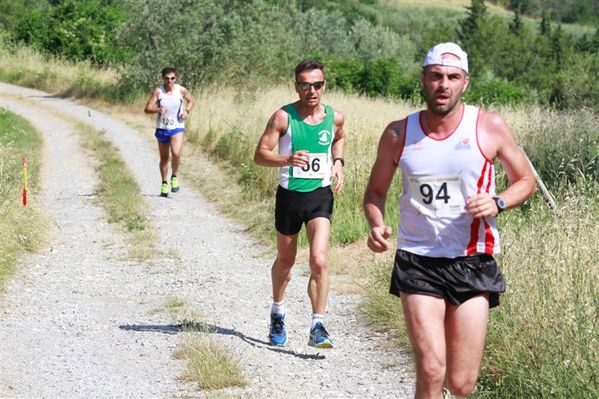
294, 60, 325, 80
161, 67, 177, 76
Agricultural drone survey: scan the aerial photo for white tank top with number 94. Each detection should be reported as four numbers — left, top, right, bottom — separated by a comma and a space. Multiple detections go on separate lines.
397, 105, 500, 258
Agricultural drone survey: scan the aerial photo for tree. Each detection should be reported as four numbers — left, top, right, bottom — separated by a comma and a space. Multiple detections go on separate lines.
509, 5, 523, 35
456, 0, 490, 75
539, 10, 551, 36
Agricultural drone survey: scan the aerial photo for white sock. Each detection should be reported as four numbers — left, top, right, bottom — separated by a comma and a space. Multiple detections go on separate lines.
311, 314, 324, 328
271, 301, 285, 315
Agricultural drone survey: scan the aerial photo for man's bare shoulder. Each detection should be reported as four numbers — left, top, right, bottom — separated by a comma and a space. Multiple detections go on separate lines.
478, 109, 510, 131
267, 107, 290, 132
383, 118, 407, 141
333, 108, 345, 125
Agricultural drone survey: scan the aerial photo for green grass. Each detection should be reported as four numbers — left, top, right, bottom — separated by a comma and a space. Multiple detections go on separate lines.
0, 108, 48, 289
175, 335, 247, 391
165, 298, 247, 392
75, 122, 160, 262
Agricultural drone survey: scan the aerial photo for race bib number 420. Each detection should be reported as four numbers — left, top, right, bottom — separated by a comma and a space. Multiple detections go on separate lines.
408, 175, 465, 216
158, 116, 177, 129
293, 153, 327, 179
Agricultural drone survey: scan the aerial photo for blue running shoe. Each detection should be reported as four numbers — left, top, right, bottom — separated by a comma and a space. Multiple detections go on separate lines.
269, 313, 287, 346
308, 322, 333, 348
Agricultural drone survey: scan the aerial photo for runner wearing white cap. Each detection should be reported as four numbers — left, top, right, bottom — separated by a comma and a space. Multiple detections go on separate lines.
363, 42, 536, 398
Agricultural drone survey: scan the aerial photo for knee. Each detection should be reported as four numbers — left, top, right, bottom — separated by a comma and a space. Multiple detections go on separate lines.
276, 254, 295, 270
446, 372, 478, 397
309, 253, 327, 274
417, 358, 446, 389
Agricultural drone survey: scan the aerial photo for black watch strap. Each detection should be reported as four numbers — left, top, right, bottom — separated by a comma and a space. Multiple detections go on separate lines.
333, 157, 345, 167
493, 197, 506, 214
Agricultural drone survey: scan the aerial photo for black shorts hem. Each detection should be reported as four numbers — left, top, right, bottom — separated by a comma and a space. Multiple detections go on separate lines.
390, 249, 505, 309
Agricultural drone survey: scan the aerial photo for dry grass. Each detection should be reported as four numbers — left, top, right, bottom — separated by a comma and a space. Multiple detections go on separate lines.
0, 38, 117, 96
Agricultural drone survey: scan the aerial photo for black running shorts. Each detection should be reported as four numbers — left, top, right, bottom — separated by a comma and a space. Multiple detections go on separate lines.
390, 249, 506, 308
275, 185, 333, 235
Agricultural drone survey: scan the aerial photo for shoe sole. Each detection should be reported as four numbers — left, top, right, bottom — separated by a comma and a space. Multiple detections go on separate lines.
308, 339, 333, 348
269, 338, 287, 347
171, 188, 179, 192
160, 193, 169, 197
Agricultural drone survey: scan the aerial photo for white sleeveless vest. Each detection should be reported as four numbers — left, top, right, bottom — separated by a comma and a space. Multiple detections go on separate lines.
397, 105, 500, 257
155, 84, 185, 132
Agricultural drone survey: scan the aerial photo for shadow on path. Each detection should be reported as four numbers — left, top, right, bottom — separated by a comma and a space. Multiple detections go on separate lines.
120, 322, 326, 360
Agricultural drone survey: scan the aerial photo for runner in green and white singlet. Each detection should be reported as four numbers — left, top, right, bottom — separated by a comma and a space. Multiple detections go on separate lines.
254, 60, 346, 349
278, 103, 335, 192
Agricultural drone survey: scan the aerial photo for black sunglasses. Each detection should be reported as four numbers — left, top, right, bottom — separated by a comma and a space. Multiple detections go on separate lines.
296, 81, 325, 90
163, 76, 177, 81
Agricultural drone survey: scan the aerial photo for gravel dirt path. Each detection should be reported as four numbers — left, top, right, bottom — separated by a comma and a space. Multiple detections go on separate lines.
0, 82, 414, 398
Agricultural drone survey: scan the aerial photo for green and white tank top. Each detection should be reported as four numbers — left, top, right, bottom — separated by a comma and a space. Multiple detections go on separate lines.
278, 103, 335, 192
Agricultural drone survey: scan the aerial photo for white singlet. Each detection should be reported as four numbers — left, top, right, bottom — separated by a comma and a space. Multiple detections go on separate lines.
155, 84, 185, 132
397, 104, 500, 258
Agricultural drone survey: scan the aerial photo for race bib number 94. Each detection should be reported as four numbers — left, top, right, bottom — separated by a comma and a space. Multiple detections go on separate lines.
293, 153, 327, 179
408, 175, 465, 216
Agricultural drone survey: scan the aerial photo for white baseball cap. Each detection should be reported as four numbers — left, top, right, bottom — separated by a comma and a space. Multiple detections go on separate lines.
423, 42, 469, 73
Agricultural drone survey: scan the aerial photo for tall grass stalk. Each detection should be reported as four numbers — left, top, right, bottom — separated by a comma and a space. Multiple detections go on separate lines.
0, 108, 48, 289
76, 123, 159, 262
480, 196, 598, 397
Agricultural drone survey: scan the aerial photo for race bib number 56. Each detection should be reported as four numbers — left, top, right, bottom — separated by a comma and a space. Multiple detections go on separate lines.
408, 175, 465, 216
293, 153, 327, 179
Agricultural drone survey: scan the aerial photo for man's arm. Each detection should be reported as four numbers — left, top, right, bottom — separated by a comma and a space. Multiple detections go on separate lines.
254, 109, 309, 167
331, 110, 346, 194
363, 120, 405, 252
180, 87, 194, 120
466, 111, 537, 218
144, 88, 162, 114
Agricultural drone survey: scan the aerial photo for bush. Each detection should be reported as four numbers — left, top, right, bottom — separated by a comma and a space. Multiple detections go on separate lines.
465, 73, 533, 106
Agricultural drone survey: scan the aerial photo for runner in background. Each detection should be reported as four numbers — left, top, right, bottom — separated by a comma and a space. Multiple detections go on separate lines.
144, 67, 194, 197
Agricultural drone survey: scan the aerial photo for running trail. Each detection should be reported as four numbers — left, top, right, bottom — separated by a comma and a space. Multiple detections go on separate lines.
0, 82, 414, 398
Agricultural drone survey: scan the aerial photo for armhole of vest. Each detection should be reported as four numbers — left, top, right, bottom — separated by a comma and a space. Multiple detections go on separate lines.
281, 105, 291, 137
474, 107, 494, 164
396, 117, 408, 164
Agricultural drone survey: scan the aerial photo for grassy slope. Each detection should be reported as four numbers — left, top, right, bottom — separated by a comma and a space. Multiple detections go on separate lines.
0, 108, 47, 291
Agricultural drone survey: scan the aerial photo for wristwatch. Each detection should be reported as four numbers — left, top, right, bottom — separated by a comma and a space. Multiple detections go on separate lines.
333, 157, 345, 167
493, 197, 506, 214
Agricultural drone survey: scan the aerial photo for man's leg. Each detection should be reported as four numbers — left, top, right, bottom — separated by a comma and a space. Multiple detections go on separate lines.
158, 141, 170, 181
444, 294, 489, 397
401, 293, 447, 399
272, 232, 298, 303
305, 217, 331, 315
169, 133, 184, 176
268, 232, 297, 346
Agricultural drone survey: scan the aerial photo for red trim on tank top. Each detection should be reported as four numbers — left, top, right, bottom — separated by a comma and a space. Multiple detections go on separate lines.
418, 104, 465, 141
467, 160, 489, 255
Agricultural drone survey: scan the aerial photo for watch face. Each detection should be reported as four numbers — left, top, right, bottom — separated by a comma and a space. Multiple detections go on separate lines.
495, 197, 506, 211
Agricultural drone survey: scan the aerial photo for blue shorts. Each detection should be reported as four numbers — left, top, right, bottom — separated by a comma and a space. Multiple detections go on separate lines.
155, 128, 184, 143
